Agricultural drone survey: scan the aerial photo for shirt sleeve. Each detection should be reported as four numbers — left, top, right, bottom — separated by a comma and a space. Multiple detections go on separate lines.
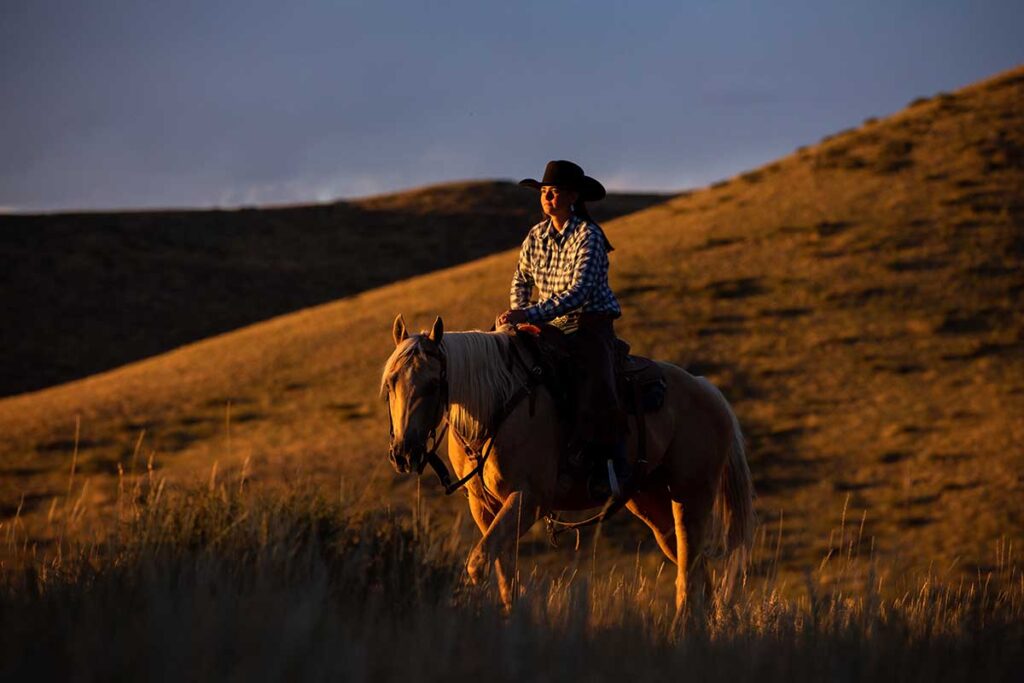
509, 234, 534, 310
522, 226, 606, 322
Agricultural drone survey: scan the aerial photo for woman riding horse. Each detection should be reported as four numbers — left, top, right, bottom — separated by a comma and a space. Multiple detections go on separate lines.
382, 316, 756, 619
497, 160, 630, 497
382, 162, 756, 618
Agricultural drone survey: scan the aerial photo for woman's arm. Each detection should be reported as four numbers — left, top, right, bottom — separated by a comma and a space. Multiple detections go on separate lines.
510, 235, 535, 310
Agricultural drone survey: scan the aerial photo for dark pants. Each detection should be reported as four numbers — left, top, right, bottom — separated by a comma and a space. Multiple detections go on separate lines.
571, 313, 624, 448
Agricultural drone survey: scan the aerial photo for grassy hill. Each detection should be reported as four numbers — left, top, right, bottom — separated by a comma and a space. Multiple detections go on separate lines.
0, 184, 665, 397
1, 66, 1021, 585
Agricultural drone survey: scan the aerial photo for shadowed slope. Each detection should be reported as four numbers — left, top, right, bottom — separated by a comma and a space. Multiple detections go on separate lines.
0, 182, 665, 396
1, 66, 1022, 581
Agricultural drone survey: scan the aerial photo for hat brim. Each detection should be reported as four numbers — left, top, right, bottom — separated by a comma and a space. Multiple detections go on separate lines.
518, 176, 606, 202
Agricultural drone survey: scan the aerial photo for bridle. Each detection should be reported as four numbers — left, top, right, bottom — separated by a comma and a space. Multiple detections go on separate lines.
386, 336, 451, 484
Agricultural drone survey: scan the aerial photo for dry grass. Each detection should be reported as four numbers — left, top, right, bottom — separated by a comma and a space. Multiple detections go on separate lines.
2, 481, 1021, 681
0, 66, 1022, 590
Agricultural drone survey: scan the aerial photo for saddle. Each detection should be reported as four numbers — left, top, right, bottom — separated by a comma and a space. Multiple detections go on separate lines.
509, 323, 667, 419
614, 341, 669, 415
507, 323, 666, 507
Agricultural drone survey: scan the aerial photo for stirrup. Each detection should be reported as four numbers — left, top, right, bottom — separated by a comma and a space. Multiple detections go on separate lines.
607, 459, 622, 499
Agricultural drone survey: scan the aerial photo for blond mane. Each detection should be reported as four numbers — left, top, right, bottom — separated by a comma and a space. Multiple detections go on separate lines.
381, 330, 522, 444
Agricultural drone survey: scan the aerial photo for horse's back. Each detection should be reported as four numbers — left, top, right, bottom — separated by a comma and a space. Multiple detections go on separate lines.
654, 360, 703, 413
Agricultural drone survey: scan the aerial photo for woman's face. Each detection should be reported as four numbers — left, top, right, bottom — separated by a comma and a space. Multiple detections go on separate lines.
540, 185, 578, 218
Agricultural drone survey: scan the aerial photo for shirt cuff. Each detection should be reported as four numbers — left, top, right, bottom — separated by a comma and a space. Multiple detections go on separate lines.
522, 305, 543, 322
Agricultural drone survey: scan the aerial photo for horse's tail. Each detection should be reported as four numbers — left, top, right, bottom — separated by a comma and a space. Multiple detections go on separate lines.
695, 378, 757, 565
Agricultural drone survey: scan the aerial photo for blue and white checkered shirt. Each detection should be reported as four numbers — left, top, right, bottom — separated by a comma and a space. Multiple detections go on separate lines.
510, 214, 621, 331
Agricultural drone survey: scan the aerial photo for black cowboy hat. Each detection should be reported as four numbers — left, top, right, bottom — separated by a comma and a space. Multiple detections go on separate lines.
519, 160, 606, 202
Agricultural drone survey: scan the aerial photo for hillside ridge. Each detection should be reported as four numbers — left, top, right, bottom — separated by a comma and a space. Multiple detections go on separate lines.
2, 65, 1021, 582
0, 181, 666, 396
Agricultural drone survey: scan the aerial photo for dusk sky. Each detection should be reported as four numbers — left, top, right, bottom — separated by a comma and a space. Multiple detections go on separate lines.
1, 0, 1020, 212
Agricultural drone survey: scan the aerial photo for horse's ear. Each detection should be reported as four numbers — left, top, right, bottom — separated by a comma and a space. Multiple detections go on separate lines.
428, 316, 444, 344
392, 314, 408, 346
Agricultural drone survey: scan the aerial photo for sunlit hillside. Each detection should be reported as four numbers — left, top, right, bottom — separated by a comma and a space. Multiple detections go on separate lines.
0, 184, 665, 396
1, 66, 1021, 585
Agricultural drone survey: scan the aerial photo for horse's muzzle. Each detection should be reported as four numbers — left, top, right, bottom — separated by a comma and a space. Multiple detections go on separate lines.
388, 440, 425, 475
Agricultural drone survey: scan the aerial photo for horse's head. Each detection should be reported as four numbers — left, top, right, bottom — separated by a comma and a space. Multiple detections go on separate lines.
381, 314, 448, 475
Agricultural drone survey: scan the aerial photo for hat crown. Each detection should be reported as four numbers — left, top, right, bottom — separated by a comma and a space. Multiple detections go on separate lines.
540, 160, 585, 187
518, 159, 606, 202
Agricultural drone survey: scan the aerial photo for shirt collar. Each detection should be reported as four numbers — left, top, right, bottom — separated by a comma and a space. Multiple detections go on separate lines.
541, 213, 580, 241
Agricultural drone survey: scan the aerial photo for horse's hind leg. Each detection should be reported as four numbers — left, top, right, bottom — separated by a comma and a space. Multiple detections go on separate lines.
680, 489, 716, 617
690, 536, 714, 612
671, 500, 689, 622
627, 485, 677, 565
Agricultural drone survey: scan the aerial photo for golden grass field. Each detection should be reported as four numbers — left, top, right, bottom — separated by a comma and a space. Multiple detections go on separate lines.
3, 484, 1021, 681
1, 64, 1022, 611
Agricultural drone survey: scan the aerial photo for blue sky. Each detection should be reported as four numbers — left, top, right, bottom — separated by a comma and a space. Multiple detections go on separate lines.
1, 0, 1020, 211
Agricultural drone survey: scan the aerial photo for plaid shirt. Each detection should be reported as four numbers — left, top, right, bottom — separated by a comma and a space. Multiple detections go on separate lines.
510, 214, 621, 330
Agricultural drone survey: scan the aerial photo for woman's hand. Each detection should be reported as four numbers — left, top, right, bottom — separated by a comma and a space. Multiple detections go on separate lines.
497, 309, 529, 326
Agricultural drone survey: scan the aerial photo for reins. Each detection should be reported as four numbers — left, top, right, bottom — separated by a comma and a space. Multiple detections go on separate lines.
542, 469, 653, 546
543, 497, 626, 549
443, 371, 540, 496
438, 337, 544, 496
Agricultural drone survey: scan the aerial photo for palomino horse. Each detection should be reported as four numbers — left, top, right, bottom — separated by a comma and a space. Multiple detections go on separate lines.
381, 315, 756, 619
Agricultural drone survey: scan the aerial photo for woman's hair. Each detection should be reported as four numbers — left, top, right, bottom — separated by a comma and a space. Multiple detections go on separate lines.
536, 194, 612, 250
572, 200, 594, 223
575, 199, 614, 251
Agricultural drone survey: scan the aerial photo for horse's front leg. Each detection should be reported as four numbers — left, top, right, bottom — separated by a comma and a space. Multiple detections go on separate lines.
465, 492, 495, 586
466, 490, 539, 611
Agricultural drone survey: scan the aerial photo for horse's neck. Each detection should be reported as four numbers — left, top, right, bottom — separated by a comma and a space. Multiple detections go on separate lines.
445, 332, 520, 443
